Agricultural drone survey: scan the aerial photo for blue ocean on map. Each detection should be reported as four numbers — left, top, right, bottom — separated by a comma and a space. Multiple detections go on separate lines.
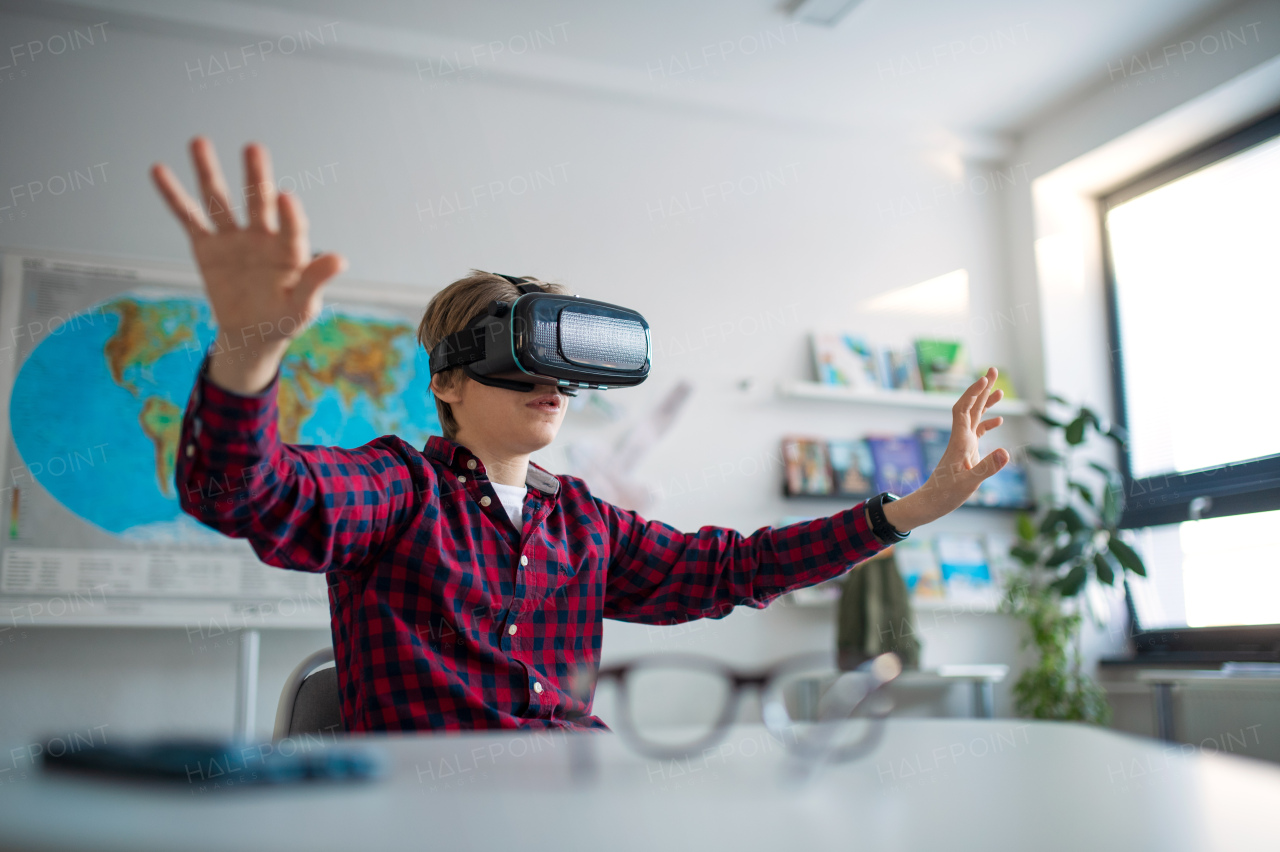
9, 290, 441, 541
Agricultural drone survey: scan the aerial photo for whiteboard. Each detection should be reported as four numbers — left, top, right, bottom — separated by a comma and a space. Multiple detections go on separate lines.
0, 248, 435, 629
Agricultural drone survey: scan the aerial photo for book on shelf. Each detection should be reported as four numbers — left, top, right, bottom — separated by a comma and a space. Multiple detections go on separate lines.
811, 333, 882, 389
914, 339, 972, 393
893, 538, 945, 600
915, 427, 950, 474
971, 461, 1032, 509
879, 346, 924, 392
782, 438, 834, 496
827, 438, 876, 496
865, 435, 927, 495
935, 534, 998, 606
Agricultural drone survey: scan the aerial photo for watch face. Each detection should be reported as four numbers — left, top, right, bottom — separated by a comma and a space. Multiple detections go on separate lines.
884, 492, 900, 502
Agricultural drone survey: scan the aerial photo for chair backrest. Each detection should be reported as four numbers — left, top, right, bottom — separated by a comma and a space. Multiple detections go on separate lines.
273, 647, 343, 741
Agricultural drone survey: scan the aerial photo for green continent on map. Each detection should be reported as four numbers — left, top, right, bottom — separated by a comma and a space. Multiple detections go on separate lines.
276, 317, 411, 443
139, 396, 182, 497
103, 298, 198, 396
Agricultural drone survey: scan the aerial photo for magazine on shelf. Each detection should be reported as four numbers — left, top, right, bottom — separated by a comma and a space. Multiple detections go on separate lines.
782, 438, 834, 496
914, 339, 972, 393
865, 435, 927, 495
935, 534, 997, 605
894, 538, 945, 600
828, 438, 876, 496
879, 346, 924, 391
811, 333, 881, 388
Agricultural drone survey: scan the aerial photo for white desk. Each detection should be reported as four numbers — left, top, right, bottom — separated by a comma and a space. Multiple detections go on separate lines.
1, 720, 1278, 851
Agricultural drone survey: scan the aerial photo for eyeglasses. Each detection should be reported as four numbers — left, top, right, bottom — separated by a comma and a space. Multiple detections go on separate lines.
567, 651, 902, 767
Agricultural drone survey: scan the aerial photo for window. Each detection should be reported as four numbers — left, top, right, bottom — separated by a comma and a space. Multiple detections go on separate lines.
1101, 109, 1280, 647
1102, 109, 1280, 529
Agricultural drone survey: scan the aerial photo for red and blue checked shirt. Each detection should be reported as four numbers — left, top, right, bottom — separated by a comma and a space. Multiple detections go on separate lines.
176, 360, 887, 733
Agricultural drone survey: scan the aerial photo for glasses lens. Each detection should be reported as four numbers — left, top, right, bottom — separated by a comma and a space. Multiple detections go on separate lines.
622, 664, 732, 751
764, 662, 893, 758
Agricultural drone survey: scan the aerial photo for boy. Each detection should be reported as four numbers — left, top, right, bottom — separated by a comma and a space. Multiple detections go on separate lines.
151, 138, 1011, 733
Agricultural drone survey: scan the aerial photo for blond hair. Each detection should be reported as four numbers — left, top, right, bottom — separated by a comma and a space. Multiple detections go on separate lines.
417, 270, 569, 439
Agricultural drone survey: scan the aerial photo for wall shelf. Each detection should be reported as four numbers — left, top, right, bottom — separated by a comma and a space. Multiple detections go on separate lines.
778, 380, 1033, 417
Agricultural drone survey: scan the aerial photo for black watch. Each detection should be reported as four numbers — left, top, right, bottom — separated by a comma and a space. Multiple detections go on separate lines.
867, 491, 910, 544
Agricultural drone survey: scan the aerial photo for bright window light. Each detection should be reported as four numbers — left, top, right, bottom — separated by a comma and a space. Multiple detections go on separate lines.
1106, 134, 1280, 479
1130, 509, 1280, 629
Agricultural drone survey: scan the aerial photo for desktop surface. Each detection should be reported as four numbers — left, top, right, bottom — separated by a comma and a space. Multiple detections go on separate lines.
1, 719, 1277, 851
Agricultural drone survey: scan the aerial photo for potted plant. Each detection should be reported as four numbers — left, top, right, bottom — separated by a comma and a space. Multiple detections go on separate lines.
1001, 396, 1147, 724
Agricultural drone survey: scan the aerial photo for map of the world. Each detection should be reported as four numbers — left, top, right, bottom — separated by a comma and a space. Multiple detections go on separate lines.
9, 289, 441, 542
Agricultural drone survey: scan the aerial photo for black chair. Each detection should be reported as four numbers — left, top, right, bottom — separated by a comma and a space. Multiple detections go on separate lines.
272, 647, 343, 740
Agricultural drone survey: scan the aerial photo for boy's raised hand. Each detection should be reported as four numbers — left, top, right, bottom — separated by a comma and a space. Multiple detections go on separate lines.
880, 367, 1011, 533
151, 137, 347, 394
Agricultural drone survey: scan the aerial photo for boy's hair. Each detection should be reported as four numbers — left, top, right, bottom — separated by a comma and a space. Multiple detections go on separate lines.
417, 270, 569, 440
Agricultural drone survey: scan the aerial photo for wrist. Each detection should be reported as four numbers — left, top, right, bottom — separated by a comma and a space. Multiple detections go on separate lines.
881, 490, 930, 534
206, 336, 289, 395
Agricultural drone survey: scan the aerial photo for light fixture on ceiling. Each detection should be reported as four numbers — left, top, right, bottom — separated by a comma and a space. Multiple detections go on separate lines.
790, 0, 867, 27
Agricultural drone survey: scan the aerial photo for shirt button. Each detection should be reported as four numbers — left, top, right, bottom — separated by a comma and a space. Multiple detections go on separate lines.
520, 555, 529, 566
533, 682, 543, 694
457, 475, 467, 483
508, 624, 517, 636
480, 496, 491, 507
185, 444, 195, 458
466, 459, 477, 470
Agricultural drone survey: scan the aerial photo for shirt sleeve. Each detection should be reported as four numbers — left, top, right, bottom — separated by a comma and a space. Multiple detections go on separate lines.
599, 500, 887, 624
174, 358, 426, 574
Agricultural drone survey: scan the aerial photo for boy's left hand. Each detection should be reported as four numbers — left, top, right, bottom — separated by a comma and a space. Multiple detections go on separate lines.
881, 367, 1010, 533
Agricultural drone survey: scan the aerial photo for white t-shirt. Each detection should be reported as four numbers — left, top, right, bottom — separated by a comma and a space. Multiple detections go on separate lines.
489, 482, 527, 530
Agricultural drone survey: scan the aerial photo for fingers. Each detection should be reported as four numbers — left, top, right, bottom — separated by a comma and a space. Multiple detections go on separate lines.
975, 415, 1004, 438
150, 163, 212, 237
190, 136, 239, 232
971, 447, 1010, 481
243, 142, 278, 232
277, 191, 308, 245
296, 252, 347, 302
953, 370, 990, 424
968, 367, 998, 423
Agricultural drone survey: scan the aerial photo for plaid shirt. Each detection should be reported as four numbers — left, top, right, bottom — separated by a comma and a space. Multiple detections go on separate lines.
176, 362, 887, 733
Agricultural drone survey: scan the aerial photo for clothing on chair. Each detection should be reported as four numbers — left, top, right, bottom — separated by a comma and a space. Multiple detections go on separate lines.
836, 547, 920, 671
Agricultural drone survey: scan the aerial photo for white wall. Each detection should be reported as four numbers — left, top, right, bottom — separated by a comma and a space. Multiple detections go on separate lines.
0, 3, 1043, 750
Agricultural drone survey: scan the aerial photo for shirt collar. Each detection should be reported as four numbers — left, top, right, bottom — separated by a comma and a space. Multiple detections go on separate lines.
423, 436, 560, 497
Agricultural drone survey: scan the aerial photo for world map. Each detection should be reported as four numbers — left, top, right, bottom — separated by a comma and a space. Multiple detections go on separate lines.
9, 290, 441, 542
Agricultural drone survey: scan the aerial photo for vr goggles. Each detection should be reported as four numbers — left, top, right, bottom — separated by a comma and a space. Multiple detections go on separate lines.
428, 274, 651, 395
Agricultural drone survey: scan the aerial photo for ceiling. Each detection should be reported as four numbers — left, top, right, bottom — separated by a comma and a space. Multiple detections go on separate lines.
27, 0, 1234, 149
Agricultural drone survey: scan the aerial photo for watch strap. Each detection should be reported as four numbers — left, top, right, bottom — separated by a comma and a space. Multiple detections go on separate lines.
867, 491, 910, 544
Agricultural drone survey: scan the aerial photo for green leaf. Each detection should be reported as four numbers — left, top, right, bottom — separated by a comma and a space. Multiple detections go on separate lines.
1108, 537, 1146, 577
1011, 544, 1040, 565
1033, 411, 1066, 429
1065, 415, 1087, 445
1060, 506, 1086, 533
1052, 563, 1088, 596
1046, 536, 1086, 567
1093, 552, 1116, 585
1069, 480, 1095, 507
1017, 513, 1038, 542
1046, 393, 1070, 405
1027, 446, 1065, 465
1080, 407, 1102, 430
1087, 460, 1119, 481
1101, 483, 1120, 528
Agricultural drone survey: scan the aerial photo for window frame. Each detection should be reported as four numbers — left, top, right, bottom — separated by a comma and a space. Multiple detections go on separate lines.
1099, 108, 1280, 659
1099, 107, 1280, 532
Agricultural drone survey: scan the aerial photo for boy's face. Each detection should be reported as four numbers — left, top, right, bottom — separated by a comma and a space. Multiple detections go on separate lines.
433, 376, 569, 454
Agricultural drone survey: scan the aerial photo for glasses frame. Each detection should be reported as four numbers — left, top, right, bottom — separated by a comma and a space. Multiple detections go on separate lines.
572, 650, 901, 763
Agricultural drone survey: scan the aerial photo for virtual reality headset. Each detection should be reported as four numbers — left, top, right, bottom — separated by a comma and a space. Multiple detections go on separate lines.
428, 274, 651, 394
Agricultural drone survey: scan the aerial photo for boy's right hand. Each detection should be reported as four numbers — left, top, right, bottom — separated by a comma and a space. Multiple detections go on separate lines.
151, 137, 347, 395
